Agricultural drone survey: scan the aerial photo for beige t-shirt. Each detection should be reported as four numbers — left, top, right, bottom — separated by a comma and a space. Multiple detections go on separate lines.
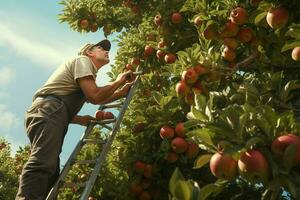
33, 56, 98, 100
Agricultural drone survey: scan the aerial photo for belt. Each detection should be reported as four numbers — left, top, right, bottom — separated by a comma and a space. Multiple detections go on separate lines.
35, 95, 61, 102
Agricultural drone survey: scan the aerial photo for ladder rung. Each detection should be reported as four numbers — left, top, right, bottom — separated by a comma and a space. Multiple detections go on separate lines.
82, 139, 106, 144
94, 118, 116, 124
63, 182, 86, 188
73, 159, 97, 165
99, 102, 123, 110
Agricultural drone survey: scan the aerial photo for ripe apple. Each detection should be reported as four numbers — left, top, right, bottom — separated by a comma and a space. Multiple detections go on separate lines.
175, 122, 185, 137
237, 27, 253, 43
154, 14, 163, 26
166, 151, 179, 163
94, 110, 105, 120
230, 7, 248, 25
133, 123, 146, 133
129, 182, 143, 196
143, 164, 153, 178
125, 63, 133, 71
223, 37, 238, 50
266, 7, 289, 29
103, 24, 111, 35
157, 40, 167, 49
80, 19, 89, 29
144, 45, 155, 56
250, 0, 261, 6
210, 152, 238, 180
271, 134, 300, 164
185, 143, 199, 159
88, 197, 96, 200
134, 161, 146, 173
139, 190, 152, 200
238, 150, 269, 183
160, 125, 174, 139
171, 12, 183, 24
90, 23, 98, 32
203, 24, 218, 40
192, 81, 203, 94
164, 53, 177, 64
222, 47, 236, 62
181, 68, 198, 84
171, 137, 188, 153
131, 58, 141, 66
103, 111, 114, 119
156, 50, 167, 60
194, 16, 202, 26
176, 80, 190, 96
131, 5, 140, 14
292, 47, 300, 61
220, 21, 239, 38
193, 64, 207, 75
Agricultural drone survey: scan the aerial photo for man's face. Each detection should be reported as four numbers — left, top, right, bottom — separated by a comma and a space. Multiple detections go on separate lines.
88, 46, 110, 64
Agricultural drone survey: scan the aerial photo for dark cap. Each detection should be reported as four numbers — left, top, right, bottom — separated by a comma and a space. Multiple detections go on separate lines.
78, 39, 111, 55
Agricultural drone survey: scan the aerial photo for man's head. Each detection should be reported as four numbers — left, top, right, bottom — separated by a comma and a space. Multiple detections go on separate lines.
78, 39, 111, 67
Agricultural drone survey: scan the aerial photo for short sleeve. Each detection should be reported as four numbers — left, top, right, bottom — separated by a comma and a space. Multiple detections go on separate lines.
73, 56, 96, 80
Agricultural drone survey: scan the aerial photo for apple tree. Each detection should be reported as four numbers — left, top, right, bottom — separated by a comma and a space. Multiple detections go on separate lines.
58, 0, 300, 199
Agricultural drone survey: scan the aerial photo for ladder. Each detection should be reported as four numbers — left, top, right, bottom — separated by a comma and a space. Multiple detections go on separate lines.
46, 71, 142, 200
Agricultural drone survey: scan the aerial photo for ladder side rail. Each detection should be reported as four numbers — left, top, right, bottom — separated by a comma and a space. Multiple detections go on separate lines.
46, 121, 96, 200
79, 76, 140, 200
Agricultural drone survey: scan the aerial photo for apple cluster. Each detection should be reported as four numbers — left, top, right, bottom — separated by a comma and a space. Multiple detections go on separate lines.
210, 134, 300, 183
94, 110, 115, 120
159, 122, 199, 163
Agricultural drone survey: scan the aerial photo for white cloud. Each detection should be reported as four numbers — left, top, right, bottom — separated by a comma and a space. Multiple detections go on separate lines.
0, 104, 20, 132
0, 21, 67, 69
0, 67, 15, 86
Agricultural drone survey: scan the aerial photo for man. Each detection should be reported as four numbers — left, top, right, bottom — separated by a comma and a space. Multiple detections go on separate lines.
15, 39, 133, 200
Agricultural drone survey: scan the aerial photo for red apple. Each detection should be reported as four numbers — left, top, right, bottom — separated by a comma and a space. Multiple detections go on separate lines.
222, 47, 236, 62
164, 53, 177, 64
181, 68, 198, 84
129, 182, 143, 196
271, 134, 300, 164
171, 12, 183, 24
185, 143, 199, 159
292, 47, 300, 61
94, 110, 104, 120
154, 14, 163, 26
220, 21, 239, 38
223, 37, 238, 50
157, 40, 167, 49
250, 0, 261, 6
203, 24, 218, 40
210, 152, 238, 180
160, 125, 174, 139
184, 92, 195, 105
125, 63, 133, 71
131, 58, 141, 66
103, 111, 114, 119
166, 151, 178, 163
238, 150, 269, 183
230, 7, 248, 25
156, 50, 166, 60
133, 123, 146, 133
143, 164, 153, 178
80, 19, 89, 29
175, 122, 185, 137
266, 7, 289, 29
192, 81, 203, 94
237, 27, 253, 43
176, 80, 190, 96
193, 64, 207, 75
134, 161, 146, 173
90, 23, 98, 32
144, 45, 155, 57
171, 137, 188, 153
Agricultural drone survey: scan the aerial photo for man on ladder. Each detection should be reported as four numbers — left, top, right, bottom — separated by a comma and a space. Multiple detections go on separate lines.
15, 39, 134, 200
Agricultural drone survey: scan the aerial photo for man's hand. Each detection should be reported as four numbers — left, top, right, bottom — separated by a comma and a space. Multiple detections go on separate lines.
116, 70, 133, 85
78, 115, 95, 126
119, 80, 135, 97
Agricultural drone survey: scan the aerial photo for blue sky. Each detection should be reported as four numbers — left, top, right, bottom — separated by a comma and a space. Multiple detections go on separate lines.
0, 0, 119, 164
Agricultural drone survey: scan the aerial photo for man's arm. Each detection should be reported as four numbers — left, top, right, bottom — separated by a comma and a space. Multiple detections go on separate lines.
77, 71, 132, 104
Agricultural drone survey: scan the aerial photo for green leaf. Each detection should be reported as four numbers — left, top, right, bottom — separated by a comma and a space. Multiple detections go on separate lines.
254, 11, 267, 25
198, 184, 218, 200
281, 40, 300, 52
285, 27, 300, 40
245, 137, 265, 149
169, 168, 185, 196
174, 180, 193, 200
187, 128, 215, 146
193, 154, 212, 169
191, 106, 209, 122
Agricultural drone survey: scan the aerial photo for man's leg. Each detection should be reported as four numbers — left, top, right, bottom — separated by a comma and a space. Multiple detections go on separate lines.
16, 99, 68, 200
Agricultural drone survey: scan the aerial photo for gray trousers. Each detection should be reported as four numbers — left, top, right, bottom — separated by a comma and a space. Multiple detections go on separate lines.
16, 97, 69, 200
